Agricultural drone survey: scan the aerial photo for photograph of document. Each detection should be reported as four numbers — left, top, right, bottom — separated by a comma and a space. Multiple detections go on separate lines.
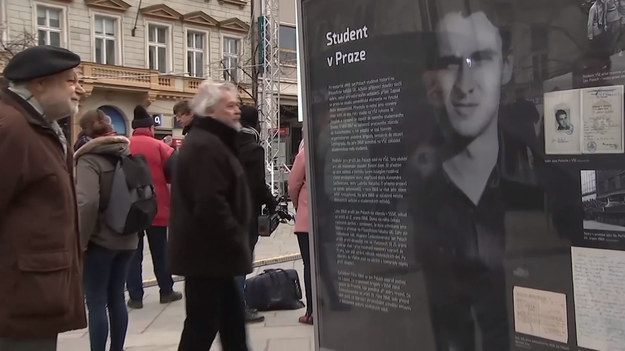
544, 85, 624, 155
571, 246, 625, 351
582, 86, 624, 154
544, 89, 582, 154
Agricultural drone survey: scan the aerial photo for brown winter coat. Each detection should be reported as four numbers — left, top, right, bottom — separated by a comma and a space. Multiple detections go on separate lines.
0, 89, 86, 337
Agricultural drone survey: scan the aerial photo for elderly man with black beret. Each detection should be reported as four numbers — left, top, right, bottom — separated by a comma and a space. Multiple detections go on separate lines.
0, 45, 87, 350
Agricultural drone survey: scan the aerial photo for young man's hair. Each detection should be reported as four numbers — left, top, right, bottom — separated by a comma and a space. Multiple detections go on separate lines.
173, 100, 191, 115
425, 0, 512, 69
555, 109, 567, 119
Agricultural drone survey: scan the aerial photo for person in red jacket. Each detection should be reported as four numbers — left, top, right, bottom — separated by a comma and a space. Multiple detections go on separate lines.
126, 105, 182, 308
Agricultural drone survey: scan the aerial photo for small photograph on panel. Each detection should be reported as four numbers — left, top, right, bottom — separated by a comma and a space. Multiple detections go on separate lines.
581, 170, 625, 236
544, 89, 582, 155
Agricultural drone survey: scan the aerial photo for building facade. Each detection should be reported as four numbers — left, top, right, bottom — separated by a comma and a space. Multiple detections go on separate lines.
0, 0, 254, 141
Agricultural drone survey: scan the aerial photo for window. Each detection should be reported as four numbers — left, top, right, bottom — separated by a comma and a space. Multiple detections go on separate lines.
531, 25, 549, 83
532, 53, 548, 83
187, 31, 205, 78
531, 25, 548, 52
279, 25, 297, 66
94, 16, 117, 65
37, 5, 63, 47
223, 37, 240, 82
148, 24, 168, 73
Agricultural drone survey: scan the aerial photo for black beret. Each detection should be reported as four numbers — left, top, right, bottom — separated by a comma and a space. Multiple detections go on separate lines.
3, 45, 81, 82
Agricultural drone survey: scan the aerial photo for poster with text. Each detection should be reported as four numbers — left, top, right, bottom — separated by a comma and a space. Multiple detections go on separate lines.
299, 0, 625, 350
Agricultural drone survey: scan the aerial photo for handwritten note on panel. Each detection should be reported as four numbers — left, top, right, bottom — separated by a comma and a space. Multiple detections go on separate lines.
513, 286, 568, 343
571, 246, 625, 351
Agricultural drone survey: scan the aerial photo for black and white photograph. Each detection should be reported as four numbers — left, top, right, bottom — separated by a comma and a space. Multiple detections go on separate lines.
544, 89, 582, 155
586, 0, 625, 54
581, 170, 625, 247
556, 108, 574, 134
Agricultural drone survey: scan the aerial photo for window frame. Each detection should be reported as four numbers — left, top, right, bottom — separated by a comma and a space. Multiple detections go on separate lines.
221, 34, 242, 82
184, 27, 209, 78
0, 0, 7, 43
33, 2, 68, 48
145, 21, 173, 73
91, 11, 123, 66
279, 23, 297, 67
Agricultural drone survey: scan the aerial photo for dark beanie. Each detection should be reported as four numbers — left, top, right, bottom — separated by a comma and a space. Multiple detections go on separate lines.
240, 104, 259, 128
4, 46, 81, 82
132, 105, 154, 129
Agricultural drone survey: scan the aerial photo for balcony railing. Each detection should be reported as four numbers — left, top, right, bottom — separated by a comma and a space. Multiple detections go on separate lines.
80, 62, 204, 95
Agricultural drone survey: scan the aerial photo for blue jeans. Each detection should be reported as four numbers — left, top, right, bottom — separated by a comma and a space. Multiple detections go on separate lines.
126, 226, 174, 300
83, 244, 134, 351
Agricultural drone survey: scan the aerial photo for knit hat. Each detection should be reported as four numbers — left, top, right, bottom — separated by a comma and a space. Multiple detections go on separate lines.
132, 105, 154, 129
240, 104, 259, 128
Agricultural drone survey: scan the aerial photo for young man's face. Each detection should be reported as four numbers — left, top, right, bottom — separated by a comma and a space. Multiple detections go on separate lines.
435, 11, 513, 139
556, 112, 569, 128
176, 111, 194, 127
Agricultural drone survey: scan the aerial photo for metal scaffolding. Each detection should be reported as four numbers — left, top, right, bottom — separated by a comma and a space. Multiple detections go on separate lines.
259, 0, 282, 195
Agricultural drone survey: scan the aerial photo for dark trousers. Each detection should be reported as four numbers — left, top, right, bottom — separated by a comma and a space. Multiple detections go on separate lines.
236, 227, 260, 306
178, 277, 248, 351
126, 226, 174, 300
83, 244, 134, 351
296, 232, 313, 316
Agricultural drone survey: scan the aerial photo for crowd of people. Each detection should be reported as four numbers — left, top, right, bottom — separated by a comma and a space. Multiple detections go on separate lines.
0, 45, 314, 351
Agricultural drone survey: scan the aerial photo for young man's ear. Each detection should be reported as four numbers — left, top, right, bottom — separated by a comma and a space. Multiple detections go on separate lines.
501, 54, 514, 85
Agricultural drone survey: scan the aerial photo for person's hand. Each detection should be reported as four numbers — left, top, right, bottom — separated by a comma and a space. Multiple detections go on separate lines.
163, 135, 173, 146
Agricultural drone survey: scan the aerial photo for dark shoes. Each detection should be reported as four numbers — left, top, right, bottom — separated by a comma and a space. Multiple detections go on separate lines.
127, 299, 143, 309
127, 291, 182, 309
160, 291, 183, 304
245, 308, 265, 323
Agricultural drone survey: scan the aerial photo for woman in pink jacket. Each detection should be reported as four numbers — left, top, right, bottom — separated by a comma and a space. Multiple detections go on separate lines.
288, 140, 313, 324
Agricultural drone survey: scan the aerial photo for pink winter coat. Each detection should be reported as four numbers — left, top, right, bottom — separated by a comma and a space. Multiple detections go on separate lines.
129, 128, 174, 227
288, 142, 309, 233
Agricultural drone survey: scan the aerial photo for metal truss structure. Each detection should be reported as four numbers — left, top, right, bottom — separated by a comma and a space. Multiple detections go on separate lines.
259, 0, 282, 195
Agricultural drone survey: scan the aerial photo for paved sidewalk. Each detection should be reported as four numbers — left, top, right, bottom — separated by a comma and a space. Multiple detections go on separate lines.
59, 222, 313, 350
141, 222, 301, 285
59, 260, 313, 351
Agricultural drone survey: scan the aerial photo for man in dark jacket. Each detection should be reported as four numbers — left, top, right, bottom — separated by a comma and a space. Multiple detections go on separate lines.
168, 79, 252, 351
0, 46, 87, 350
235, 105, 278, 323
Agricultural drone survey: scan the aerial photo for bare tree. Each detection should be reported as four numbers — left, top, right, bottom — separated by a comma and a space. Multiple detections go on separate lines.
0, 28, 37, 87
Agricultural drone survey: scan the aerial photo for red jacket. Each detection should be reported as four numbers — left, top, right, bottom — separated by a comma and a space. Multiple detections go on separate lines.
129, 128, 174, 227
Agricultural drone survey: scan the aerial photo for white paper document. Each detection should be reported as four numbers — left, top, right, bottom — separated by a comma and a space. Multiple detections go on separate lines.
513, 286, 568, 343
544, 85, 624, 155
582, 86, 624, 154
571, 246, 625, 351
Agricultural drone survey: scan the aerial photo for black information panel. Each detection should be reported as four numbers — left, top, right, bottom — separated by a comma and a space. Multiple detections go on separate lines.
300, 0, 625, 350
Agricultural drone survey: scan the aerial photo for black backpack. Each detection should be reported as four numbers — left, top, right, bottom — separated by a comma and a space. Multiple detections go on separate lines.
99, 153, 157, 235
245, 268, 305, 311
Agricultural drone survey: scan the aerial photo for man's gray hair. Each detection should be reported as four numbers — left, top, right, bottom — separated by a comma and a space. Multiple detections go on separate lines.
189, 79, 238, 117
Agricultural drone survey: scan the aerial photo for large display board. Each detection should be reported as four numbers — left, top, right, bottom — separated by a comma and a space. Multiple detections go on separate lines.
298, 0, 625, 350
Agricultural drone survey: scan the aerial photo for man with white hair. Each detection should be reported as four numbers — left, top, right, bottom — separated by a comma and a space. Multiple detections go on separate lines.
168, 79, 252, 350
0, 45, 87, 350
